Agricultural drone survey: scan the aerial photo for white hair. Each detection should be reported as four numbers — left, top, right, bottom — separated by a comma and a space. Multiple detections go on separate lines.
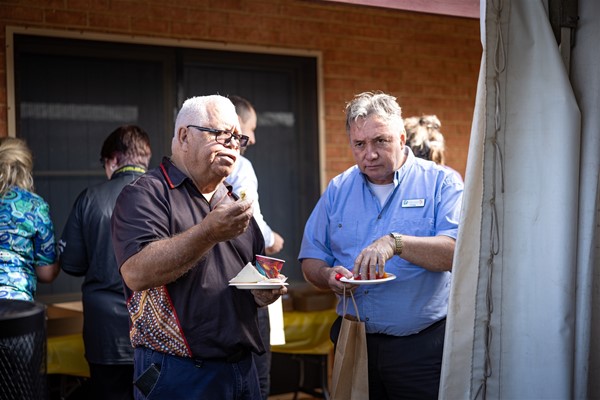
345, 91, 404, 134
173, 95, 235, 137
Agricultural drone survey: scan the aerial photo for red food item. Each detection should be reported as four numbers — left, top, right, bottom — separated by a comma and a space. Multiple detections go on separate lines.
335, 273, 343, 281
354, 272, 388, 280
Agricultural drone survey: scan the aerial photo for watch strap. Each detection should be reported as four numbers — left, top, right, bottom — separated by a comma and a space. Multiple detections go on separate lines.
389, 232, 403, 255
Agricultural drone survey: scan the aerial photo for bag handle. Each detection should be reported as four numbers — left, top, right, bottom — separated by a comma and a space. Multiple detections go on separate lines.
342, 286, 361, 321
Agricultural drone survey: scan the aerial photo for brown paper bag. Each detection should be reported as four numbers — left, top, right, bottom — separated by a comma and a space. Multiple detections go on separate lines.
330, 288, 369, 400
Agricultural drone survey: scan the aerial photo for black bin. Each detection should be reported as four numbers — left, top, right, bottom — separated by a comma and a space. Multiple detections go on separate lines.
0, 299, 47, 400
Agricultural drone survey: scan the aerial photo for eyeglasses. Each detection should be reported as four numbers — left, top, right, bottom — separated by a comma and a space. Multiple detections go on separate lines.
186, 125, 249, 148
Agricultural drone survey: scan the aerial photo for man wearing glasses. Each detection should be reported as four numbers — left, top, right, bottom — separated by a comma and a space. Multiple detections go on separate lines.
111, 95, 286, 399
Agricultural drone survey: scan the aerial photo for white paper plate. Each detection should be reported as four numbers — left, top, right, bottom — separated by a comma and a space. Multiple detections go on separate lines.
229, 282, 289, 290
339, 273, 396, 285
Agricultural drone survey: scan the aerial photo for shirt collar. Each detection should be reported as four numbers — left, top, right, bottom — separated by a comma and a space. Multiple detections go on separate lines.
159, 156, 189, 189
393, 146, 415, 185
360, 146, 414, 188
112, 165, 146, 179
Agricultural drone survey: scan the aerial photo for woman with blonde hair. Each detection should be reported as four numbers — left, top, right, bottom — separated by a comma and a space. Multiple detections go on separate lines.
404, 115, 445, 163
405, 115, 463, 181
0, 137, 59, 301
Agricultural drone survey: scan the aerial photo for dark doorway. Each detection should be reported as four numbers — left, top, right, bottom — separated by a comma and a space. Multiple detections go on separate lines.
13, 35, 174, 295
180, 48, 320, 282
12, 34, 320, 297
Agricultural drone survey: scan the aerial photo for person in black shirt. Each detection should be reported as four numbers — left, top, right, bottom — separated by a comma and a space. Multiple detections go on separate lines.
59, 125, 152, 400
111, 95, 286, 400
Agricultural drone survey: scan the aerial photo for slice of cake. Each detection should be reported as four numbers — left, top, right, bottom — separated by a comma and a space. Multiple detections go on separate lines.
229, 263, 267, 284
229, 262, 288, 285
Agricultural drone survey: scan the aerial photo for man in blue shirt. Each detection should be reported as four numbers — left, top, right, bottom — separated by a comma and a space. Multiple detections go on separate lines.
299, 91, 463, 399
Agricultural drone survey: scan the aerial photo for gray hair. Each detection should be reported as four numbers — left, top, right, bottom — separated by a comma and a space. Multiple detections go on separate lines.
345, 91, 404, 134
174, 95, 235, 137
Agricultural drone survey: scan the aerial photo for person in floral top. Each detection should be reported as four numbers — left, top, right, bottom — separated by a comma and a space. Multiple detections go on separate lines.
0, 137, 59, 301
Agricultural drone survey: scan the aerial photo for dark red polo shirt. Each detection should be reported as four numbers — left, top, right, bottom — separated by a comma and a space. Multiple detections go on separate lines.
111, 157, 266, 360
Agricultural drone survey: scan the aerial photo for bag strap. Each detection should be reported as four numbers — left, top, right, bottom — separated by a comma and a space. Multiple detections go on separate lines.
342, 286, 361, 321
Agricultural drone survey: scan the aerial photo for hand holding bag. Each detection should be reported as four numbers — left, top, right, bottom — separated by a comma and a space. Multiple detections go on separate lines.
330, 287, 369, 400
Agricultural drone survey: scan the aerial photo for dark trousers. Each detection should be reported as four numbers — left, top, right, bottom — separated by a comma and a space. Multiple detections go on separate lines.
132, 347, 260, 400
331, 317, 446, 400
88, 363, 134, 400
252, 307, 271, 400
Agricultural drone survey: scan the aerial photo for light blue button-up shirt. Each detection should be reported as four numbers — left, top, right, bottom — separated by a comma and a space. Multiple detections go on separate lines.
299, 148, 463, 336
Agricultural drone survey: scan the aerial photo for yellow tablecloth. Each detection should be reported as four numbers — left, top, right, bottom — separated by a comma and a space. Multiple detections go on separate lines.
47, 333, 90, 377
272, 309, 338, 355
45, 308, 338, 376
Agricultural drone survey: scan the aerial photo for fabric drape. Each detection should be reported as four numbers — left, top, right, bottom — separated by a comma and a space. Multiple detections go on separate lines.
440, 0, 600, 398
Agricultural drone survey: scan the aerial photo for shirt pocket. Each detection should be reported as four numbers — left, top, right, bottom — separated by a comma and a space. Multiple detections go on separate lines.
329, 218, 362, 265
390, 217, 435, 237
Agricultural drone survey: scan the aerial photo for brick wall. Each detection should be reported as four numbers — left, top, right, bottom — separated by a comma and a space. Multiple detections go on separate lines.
0, 0, 481, 180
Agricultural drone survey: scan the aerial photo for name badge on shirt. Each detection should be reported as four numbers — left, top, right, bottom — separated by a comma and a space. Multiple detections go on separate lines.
402, 198, 425, 208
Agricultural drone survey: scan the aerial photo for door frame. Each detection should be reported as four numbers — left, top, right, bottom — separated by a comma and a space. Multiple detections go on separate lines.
5, 25, 327, 191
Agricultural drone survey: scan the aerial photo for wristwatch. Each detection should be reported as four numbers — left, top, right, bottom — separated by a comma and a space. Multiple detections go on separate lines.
389, 232, 404, 255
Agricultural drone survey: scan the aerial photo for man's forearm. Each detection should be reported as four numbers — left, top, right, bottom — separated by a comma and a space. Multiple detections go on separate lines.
121, 223, 216, 291
399, 234, 455, 272
301, 258, 333, 290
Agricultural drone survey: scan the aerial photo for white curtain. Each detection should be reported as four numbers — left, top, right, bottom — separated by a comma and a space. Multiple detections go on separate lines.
440, 0, 600, 398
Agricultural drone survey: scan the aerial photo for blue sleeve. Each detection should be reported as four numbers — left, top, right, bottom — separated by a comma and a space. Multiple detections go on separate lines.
298, 189, 335, 266
32, 198, 57, 266
435, 174, 464, 239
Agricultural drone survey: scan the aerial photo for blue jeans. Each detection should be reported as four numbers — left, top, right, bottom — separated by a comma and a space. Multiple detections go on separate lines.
133, 347, 261, 400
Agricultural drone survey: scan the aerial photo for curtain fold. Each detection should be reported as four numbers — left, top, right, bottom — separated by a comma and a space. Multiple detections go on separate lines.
570, 0, 600, 397
440, 0, 600, 398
